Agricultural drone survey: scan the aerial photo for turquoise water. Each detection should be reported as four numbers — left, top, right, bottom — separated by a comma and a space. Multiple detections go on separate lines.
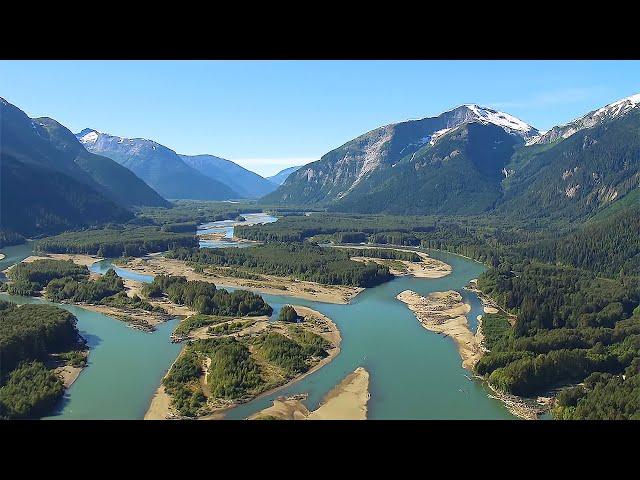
0, 242, 34, 274
90, 259, 154, 282
1, 293, 182, 420
226, 250, 513, 419
90, 250, 513, 419
2, 235, 514, 419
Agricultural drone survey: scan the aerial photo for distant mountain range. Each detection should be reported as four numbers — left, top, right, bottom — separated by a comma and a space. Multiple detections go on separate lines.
0, 97, 168, 238
77, 129, 238, 200
267, 166, 302, 185
263, 96, 640, 222
5, 92, 640, 238
180, 154, 277, 198
77, 130, 279, 200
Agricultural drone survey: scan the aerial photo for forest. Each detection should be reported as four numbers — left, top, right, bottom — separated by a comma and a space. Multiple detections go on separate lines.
234, 209, 640, 418
142, 274, 273, 317
0, 300, 83, 419
4, 259, 89, 296
166, 243, 393, 288
35, 225, 198, 257
254, 331, 327, 376
234, 209, 640, 279
161, 323, 331, 417
136, 201, 261, 226
474, 263, 640, 405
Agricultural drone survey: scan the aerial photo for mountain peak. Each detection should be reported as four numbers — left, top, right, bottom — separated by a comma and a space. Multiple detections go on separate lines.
533, 92, 640, 145
460, 104, 537, 137
77, 128, 100, 144
591, 92, 640, 119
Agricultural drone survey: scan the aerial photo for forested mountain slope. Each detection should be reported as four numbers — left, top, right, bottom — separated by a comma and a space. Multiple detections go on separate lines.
0, 98, 144, 237
497, 109, 640, 222
262, 104, 537, 207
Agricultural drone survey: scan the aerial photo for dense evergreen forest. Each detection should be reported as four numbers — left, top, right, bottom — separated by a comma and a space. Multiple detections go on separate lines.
141, 274, 272, 317
166, 243, 393, 288
475, 263, 640, 401
35, 225, 198, 257
136, 201, 262, 226
162, 328, 329, 417
4, 259, 90, 296
0, 300, 84, 419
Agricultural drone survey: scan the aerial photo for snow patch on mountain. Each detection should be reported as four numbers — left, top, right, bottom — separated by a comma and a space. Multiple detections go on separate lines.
79, 130, 99, 144
464, 104, 536, 136
429, 127, 453, 145
531, 93, 640, 145
592, 93, 640, 118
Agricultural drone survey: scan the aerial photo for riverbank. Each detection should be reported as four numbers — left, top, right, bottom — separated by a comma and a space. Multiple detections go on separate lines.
118, 255, 362, 304
52, 350, 89, 388
346, 247, 452, 278
396, 290, 484, 370
397, 288, 547, 419
250, 367, 370, 420
4, 254, 180, 332
144, 305, 342, 420
1, 253, 105, 276
75, 303, 173, 332
466, 279, 517, 320
198, 231, 259, 246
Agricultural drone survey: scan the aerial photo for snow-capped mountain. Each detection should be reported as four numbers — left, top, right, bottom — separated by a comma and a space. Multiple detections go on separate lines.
450, 104, 538, 140
77, 129, 239, 200
532, 93, 640, 144
262, 104, 537, 206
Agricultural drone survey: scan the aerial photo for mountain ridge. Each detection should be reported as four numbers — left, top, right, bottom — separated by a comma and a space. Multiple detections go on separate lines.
263, 96, 640, 222
77, 129, 239, 200
179, 154, 277, 198
0, 97, 148, 237
263, 104, 537, 207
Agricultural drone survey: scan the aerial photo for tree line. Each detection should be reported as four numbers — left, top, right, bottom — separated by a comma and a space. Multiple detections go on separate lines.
166, 243, 393, 288
0, 300, 83, 419
142, 274, 273, 317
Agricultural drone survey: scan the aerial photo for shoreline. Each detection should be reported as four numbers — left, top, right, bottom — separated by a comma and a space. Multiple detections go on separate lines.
250, 367, 370, 420
397, 288, 543, 420
144, 305, 342, 420
465, 279, 515, 320
397, 289, 484, 370
53, 351, 89, 389
344, 246, 452, 279
118, 255, 363, 305
4, 253, 185, 332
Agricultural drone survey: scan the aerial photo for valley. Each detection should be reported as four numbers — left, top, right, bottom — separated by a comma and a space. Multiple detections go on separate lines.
2, 83, 640, 421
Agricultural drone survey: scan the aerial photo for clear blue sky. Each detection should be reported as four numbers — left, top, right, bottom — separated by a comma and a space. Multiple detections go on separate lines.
1, 60, 639, 176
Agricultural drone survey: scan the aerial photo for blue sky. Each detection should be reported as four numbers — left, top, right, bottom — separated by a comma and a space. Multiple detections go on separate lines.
1, 60, 639, 176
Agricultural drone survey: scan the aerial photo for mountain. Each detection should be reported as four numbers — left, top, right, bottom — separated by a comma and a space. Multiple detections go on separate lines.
0, 97, 170, 237
531, 93, 640, 145
180, 154, 277, 198
267, 166, 302, 185
35, 119, 169, 208
329, 122, 524, 214
497, 96, 640, 222
263, 104, 538, 211
77, 130, 238, 200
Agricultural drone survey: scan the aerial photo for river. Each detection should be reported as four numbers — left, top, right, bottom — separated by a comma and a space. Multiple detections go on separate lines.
1, 216, 513, 419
